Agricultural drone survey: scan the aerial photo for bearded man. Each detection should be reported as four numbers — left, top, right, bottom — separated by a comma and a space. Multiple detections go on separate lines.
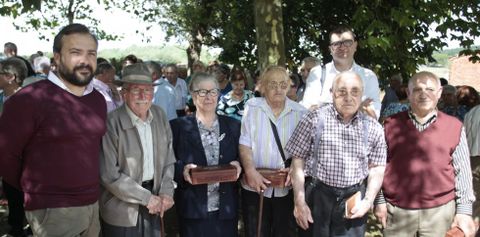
0, 23, 107, 237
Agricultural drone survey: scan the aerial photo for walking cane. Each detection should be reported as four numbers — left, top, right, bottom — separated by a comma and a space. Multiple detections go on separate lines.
256, 189, 265, 237
160, 215, 165, 237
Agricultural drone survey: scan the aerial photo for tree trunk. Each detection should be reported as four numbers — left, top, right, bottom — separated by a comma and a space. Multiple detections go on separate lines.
67, 0, 75, 24
254, 0, 286, 71
186, 29, 203, 74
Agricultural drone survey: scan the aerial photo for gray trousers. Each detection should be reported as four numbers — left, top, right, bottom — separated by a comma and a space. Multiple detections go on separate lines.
383, 200, 455, 237
25, 202, 100, 237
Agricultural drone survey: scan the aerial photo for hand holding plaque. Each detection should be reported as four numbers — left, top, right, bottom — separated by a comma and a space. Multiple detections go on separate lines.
189, 164, 238, 185
257, 168, 288, 188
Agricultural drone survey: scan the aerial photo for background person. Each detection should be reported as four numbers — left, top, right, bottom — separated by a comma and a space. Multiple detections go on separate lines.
300, 26, 381, 119
0, 57, 30, 237
217, 68, 254, 121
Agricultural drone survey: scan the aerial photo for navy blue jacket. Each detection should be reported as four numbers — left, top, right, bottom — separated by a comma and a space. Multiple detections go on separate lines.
170, 115, 240, 220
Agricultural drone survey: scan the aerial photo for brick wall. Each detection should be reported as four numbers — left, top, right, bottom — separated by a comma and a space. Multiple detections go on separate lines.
449, 56, 480, 91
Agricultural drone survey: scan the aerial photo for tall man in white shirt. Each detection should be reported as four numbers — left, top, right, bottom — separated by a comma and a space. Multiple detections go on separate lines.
164, 64, 188, 117
300, 26, 381, 119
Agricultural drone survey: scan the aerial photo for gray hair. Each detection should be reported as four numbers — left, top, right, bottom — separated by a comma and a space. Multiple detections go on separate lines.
408, 71, 440, 91
331, 71, 363, 91
301, 57, 321, 67
94, 62, 114, 76
144, 61, 162, 76
0, 57, 28, 86
4, 42, 17, 54
188, 72, 219, 93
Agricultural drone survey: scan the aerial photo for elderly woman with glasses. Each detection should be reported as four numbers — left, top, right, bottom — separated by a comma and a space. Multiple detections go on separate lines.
170, 72, 242, 237
239, 66, 307, 237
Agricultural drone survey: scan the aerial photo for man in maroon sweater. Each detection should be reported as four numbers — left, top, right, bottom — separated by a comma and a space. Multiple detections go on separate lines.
375, 71, 476, 237
0, 24, 106, 237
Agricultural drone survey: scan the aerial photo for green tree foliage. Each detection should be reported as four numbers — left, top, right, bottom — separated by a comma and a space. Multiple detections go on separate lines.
220, 0, 480, 82
1, 0, 119, 41
2, 0, 479, 84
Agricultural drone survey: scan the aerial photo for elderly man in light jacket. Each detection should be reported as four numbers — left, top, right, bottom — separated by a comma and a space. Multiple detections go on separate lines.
99, 63, 176, 236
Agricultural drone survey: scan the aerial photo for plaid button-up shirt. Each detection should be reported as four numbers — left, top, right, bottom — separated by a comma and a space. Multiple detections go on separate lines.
286, 104, 387, 188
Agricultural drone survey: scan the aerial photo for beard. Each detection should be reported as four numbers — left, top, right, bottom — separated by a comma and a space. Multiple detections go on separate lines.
57, 63, 94, 87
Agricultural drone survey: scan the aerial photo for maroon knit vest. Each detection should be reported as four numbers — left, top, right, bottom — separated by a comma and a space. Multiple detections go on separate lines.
383, 111, 461, 209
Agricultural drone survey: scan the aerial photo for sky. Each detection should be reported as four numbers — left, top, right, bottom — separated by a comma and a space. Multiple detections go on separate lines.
1, 10, 171, 56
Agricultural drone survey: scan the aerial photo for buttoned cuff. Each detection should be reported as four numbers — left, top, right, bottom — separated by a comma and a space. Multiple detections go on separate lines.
456, 203, 473, 216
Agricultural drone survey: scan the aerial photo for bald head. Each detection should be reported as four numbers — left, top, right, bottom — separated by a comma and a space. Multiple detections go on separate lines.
331, 71, 363, 122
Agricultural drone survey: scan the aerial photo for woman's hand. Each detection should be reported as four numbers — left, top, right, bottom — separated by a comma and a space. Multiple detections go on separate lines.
229, 160, 242, 179
183, 163, 197, 184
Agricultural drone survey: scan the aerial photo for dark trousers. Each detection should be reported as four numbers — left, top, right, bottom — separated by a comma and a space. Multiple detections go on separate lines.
241, 189, 297, 237
299, 178, 366, 237
2, 180, 26, 236
179, 211, 238, 237
101, 205, 161, 237
101, 180, 161, 237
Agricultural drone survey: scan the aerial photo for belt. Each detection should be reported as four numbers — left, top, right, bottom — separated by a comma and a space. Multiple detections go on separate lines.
305, 177, 364, 200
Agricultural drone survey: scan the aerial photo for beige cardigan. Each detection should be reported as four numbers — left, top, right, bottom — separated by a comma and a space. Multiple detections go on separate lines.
99, 104, 176, 227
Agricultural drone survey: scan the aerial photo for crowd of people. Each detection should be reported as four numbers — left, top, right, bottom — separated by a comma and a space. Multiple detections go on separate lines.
0, 23, 479, 237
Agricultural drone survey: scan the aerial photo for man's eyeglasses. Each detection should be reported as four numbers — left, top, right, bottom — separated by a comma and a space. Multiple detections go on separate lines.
194, 88, 220, 97
333, 88, 362, 97
267, 81, 289, 90
127, 88, 154, 95
330, 39, 354, 49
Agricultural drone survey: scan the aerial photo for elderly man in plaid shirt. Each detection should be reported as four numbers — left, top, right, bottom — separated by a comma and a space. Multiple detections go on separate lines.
286, 71, 387, 237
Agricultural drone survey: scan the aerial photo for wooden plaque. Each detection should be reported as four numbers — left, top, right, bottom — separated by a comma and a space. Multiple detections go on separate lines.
257, 168, 288, 188
345, 191, 361, 218
190, 164, 238, 185
445, 227, 464, 237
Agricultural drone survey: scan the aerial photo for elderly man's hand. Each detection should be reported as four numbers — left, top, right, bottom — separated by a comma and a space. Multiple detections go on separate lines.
158, 194, 174, 217
360, 98, 376, 119
294, 200, 313, 230
451, 214, 476, 237
373, 203, 387, 228
348, 198, 372, 219
244, 168, 270, 192
146, 195, 162, 214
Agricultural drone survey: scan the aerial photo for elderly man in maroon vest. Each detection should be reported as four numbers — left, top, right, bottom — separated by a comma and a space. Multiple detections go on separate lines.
374, 71, 477, 237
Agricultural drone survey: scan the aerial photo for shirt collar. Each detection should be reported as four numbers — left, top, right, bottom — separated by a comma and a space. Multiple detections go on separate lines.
408, 108, 437, 125
48, 71, 94, 96
331, 61, 358, 74
259, 97, 296, 120
92, 78, 109, 91
125, 105, 154, 125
